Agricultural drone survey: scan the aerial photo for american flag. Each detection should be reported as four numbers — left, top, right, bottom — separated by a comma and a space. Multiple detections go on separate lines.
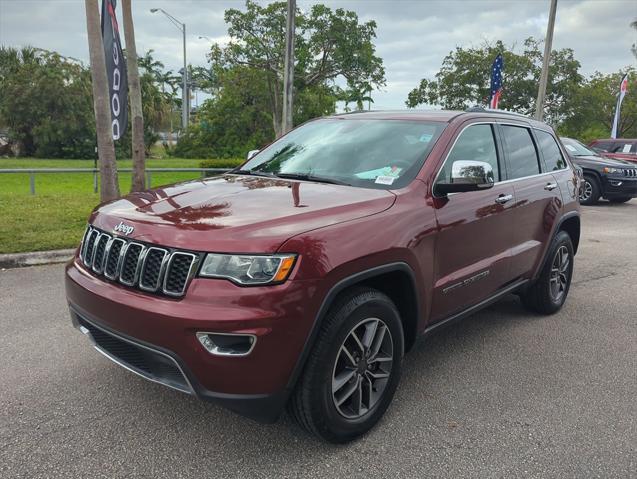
489, 54, 504, 109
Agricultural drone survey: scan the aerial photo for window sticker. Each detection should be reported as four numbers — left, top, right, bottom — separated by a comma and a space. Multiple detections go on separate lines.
355, 166, 403, 180
622, 144, 632, 153
419, 133, 433, 143
375, 175, 396, 185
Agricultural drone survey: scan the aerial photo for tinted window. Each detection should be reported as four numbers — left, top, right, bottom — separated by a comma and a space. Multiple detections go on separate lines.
536, 130, 567, 171
501, 125, 540, 179
611, 142, 636, 154
439, 124, 500, 182
592, 141, 613, 152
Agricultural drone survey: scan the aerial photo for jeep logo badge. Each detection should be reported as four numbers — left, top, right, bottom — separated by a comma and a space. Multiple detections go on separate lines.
113, 222, 134, 236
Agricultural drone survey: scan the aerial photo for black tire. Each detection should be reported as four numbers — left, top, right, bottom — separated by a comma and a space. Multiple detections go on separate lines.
608, 197, 632, 204
521, 230, 574, 315
579, 174, 601, 205
288, 287, 404, 443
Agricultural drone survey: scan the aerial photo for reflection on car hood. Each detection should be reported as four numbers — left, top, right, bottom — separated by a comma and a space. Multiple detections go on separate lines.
90, 174, 396, 253
570, 155, 636, 167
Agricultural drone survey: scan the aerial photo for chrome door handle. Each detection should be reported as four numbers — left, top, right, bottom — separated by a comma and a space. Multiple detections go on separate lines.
495, 194, 513, 204
544, 182, 558, 191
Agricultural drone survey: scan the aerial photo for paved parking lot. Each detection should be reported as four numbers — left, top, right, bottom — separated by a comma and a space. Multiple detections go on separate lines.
1, 201, 636, 478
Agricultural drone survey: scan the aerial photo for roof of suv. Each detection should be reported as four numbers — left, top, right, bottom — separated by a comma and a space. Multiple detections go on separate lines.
331, 108, 548, 127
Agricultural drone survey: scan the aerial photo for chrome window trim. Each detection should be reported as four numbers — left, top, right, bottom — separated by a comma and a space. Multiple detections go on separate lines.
139, 247, 169, 292
118, 242, 146, 286
103, 237, 127, 280
91, 233, 111, 274
162, 252, 198, 297
196, 331, 258, 357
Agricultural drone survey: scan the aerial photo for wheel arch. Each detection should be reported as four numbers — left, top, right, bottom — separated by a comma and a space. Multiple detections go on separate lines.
285, 262, 421, 394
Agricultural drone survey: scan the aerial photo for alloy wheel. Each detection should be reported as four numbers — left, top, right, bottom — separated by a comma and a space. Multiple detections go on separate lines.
549, 245, 570, 302
331, 318, 394, 419
580, 180, 592, 202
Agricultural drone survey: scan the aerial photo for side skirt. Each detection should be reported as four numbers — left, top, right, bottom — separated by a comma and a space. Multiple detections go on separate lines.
422, 278, 529, 337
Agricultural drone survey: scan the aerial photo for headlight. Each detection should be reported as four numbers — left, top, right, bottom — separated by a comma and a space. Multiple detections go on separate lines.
199, 253, 297, 285
603, 167, 623, 174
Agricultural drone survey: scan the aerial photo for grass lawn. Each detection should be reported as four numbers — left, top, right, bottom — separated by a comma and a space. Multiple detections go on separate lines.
0, 157, 242, 254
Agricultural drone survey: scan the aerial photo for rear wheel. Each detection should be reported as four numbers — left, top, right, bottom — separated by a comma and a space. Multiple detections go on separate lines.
288, 287, 404, 443
521, 230, 574, 315
608, 197, 632, 203
579, 174, 601, 205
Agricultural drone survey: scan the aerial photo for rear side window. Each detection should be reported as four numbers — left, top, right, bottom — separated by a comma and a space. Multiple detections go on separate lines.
612, 142, 636, 153
536, 130, 567, 171
501, 125, 540, 179
440, 124, 500, 182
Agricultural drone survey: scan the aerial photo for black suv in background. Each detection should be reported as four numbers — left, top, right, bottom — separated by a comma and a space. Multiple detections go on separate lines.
561, 137, 637, 205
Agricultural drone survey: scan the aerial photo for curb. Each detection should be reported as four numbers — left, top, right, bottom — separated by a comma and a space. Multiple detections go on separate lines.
0, 249, 75, 269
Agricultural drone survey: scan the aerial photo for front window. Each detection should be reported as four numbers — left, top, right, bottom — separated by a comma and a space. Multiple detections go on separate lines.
560, 137, 598, 157
238, 118, 445, 189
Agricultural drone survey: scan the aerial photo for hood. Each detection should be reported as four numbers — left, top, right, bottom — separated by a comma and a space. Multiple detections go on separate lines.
569, 155, 636, 168
91, 174, 396, 253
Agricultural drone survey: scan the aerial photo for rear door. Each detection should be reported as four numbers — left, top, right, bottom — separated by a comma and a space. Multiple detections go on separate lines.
498, 123, 562, 280
430, 122, 516, 322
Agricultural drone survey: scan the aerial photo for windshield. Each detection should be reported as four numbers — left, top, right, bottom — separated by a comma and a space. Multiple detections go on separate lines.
238, 118, 445, 189
561, 137, 597, 157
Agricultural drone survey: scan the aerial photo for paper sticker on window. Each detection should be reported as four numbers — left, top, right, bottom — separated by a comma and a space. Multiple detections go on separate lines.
622, 144, 632, 153
375, 175, 396, 185
419, 133, 433, 143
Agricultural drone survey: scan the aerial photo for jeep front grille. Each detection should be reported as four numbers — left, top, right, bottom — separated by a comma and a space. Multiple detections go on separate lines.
79, 226, 199, 297
623, 168, 637, 177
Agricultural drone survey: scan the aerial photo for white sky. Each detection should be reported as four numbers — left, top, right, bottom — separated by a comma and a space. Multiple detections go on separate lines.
1, 0, 636, 109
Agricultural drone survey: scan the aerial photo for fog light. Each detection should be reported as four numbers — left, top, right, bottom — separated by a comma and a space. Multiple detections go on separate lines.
196, 332, 256, 356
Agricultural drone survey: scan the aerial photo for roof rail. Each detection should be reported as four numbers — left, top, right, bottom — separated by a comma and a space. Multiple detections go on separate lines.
464, 106, 529, 119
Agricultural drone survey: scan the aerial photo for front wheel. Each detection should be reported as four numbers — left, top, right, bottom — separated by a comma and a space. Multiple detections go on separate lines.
288, 287, 404, 443
579, 175, 601, 205
521, 230, 574, 315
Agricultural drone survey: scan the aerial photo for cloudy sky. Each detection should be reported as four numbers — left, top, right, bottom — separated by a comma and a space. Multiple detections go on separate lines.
1, 0, 635, 109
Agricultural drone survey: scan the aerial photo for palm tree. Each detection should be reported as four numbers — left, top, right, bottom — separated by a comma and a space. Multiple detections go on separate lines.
84, 0, 119, 201
122, 0, 145, 192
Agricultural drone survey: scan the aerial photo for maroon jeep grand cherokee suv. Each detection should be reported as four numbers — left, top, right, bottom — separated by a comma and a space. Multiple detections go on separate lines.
66, 109, 581, 442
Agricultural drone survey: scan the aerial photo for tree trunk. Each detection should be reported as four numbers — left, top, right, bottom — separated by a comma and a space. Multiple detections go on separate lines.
122, 0, 145, 192
85, 0, 120, 201
281, 0, 296, 136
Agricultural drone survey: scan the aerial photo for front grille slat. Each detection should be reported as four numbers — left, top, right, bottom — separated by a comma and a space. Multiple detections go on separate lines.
78, 226, 197, 297
163, 252, 196, 296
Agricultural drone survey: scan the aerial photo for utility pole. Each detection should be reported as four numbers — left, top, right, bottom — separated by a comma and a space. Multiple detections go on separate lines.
122, 0, 145, 192
535, 0, 558, 121
151, 8, 188, 129
281, 0, 296, 136
85, 0, 120, 201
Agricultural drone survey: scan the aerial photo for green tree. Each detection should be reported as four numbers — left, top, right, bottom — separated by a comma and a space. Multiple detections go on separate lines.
210, 0, 385, 137
405, 38, 582, 125
0, 46, 96, 157
559, 67, 636, 141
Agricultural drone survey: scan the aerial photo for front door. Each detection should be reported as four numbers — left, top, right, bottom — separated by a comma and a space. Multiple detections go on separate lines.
430, 123, 516, 323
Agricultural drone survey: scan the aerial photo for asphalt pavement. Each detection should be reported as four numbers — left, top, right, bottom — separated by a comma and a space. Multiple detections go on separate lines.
1, 201, 636, 478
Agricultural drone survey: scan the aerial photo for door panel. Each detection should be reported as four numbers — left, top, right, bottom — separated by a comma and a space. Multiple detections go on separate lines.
431, 184, 515, 322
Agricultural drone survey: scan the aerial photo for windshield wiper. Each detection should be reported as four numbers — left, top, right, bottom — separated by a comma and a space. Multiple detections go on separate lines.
275, 172, 352, 186
233, 169, 276, 178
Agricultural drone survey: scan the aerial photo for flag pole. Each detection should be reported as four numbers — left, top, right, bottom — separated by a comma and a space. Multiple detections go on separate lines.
535, 0, 558, 121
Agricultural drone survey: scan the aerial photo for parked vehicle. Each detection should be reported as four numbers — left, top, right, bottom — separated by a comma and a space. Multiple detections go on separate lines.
66, 109, 581, 443
588, 138, 637, 163
561, 137, 637, 205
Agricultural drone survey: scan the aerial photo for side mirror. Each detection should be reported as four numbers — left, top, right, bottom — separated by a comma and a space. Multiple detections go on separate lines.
247, 149, 260, 160
436, 160, 495, 195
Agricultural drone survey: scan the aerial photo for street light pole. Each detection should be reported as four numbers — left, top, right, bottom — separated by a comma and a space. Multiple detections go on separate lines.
535, 0, 558, 121
150, 8, 188, 129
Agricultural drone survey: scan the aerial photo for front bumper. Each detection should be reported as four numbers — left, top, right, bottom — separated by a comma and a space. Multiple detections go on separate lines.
65, 257, 323, 422
602, 177, 637, 199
